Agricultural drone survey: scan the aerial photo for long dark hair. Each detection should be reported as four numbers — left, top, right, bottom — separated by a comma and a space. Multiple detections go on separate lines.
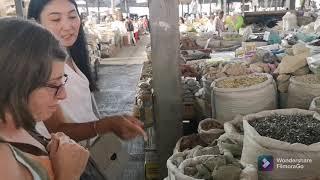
0, 17, 67, 129
27, 0, 98, 91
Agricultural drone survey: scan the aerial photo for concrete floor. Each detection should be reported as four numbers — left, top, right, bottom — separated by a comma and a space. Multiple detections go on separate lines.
94, 35, 149, 180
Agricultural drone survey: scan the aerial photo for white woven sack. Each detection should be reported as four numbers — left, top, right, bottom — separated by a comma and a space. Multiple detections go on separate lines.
287, 75, 320, 109
241, 109, 320, 180
177, 155, 258, 180
167, 150, 190, 180
211, 73, 277, 123
197, 118, 225, 144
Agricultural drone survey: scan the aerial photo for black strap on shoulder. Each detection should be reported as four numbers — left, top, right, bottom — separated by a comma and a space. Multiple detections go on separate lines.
0, 138, 48, 156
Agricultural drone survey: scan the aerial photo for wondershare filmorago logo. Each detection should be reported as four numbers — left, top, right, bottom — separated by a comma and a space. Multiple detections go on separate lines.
258, 155, 274, 171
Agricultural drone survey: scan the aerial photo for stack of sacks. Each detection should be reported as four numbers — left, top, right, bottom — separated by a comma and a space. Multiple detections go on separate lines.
203, 62, 249, 82
275, 43, 311, 94
201, 61, 250, 102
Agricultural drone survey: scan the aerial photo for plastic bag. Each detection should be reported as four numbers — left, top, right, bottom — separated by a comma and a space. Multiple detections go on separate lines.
310, 97, 320, 114
283, 12, 297, 31
296, 32, 318, 43
268, 31, 281, 45
307, 54, 320, 74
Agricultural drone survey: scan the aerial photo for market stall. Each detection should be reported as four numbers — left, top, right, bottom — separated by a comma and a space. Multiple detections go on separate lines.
140, 5, 320, 178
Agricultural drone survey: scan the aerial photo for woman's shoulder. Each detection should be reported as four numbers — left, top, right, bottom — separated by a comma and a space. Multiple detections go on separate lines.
0, 143, 33, 180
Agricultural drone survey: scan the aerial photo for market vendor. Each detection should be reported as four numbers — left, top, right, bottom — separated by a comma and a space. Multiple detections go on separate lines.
214, 10, 225, 35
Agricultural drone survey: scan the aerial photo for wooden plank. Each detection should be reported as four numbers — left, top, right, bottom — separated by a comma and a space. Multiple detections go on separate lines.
149, 0, 183, 178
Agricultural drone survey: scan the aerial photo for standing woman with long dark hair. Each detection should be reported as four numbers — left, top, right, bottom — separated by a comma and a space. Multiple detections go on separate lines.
27, 0, 146, 144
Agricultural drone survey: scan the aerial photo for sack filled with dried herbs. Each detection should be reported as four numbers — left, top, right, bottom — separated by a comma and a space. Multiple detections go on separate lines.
197, 118, 225, 144
211, 73, 277, 122
287, 74, 320, 109
241, 109, 320, 180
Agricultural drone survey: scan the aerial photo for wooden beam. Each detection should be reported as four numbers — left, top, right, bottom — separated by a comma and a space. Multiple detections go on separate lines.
14, 0, 24, 17
210, 0, 212, 14
149, 0, 183, 178
97, 0, 100, 23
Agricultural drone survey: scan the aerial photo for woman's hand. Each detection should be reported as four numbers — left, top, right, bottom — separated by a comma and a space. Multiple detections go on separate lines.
97, 115, 147, 141
47, 132, 89, 180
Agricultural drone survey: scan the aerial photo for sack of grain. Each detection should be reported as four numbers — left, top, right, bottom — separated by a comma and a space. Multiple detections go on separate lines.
276, 74, 291, 93
174, 134, 208, 154
287, 74, 320, 109
223, 115, 244, 135
218, 115, 244, 158
167, 150, 190, 180
197, 118, 225, 144
177, 155, 257, 180
241, 109, 320, 180
211, 73, 277, 123
277, 51, 309, 74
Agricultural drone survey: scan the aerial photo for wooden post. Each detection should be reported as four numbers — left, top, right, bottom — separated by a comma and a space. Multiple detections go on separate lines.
124, 0, 129, 17
110, 0, 114, 13
242, 0, 245, 13
209, 0, 212, 15
14, 0, 24, 17
97, 0, 101, 23
301, 0, 306, 9
290, 0, 295, 10
149, 0, 183, 178
85, 0, 89, 15
182, 2, 184, 17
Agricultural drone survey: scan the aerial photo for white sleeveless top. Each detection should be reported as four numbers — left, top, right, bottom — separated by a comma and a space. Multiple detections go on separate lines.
60, 61, 98, 123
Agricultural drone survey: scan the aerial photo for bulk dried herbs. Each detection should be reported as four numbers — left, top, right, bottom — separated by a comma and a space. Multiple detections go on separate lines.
249, 114, 320, 145
216, 75, 267, 88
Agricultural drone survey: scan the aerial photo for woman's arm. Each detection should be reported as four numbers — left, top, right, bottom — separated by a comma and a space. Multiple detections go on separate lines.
44, 106, 145, 141
0, 144, 33, 180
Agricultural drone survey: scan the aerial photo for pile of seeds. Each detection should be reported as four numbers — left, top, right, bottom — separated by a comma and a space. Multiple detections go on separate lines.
180, 134, 208, 152
294, 74, 320, 84
249, 114, 320, 145
216, 75, 267, 88
201, 120, 224, 131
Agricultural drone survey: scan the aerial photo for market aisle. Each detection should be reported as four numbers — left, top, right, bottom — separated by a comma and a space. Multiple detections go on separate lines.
94, 35, 149, 180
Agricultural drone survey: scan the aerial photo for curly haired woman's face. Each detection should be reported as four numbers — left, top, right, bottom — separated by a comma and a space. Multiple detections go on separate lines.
39, 0, 81, 47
